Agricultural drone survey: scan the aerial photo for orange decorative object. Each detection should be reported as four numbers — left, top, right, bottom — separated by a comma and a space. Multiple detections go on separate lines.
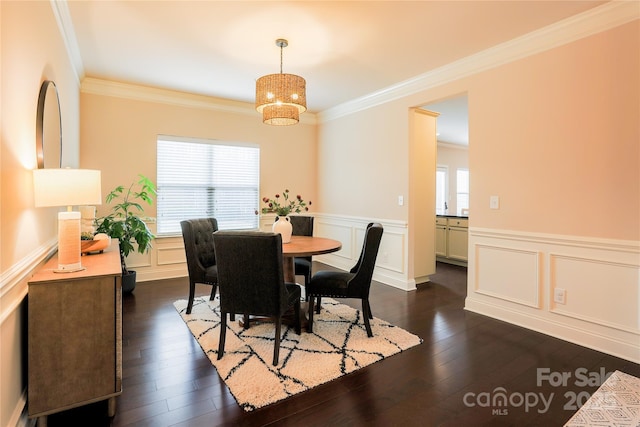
81, 238, 111, 255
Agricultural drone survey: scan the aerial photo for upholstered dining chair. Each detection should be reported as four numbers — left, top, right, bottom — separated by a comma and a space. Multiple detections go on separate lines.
306, 223, 383, 337
180, 218, 219, 315
213, 231, 302, 366
289, 215, 314, 286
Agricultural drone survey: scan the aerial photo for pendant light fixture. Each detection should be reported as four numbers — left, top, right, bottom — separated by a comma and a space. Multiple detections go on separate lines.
255, 39, 307, 126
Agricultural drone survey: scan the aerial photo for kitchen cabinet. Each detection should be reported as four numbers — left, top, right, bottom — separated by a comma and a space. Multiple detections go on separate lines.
28, 242, 122, 426
435, 217, 448, 257
436, 216, 468, 265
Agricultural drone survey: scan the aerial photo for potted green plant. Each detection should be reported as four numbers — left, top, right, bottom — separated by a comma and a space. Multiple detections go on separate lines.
95, 174, 156, 293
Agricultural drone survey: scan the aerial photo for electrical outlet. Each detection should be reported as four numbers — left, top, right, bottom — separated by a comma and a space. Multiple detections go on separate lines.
554, 288, 566, 304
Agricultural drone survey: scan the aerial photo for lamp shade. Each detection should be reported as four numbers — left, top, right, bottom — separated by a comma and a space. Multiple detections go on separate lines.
33, 168, 102, 208
255, 73, 307, 114
255, 39, 307, 126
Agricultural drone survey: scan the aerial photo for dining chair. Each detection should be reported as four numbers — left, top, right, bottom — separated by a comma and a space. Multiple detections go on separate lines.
180, 218, 219, 314
306, 223, 383, 337
213, 231, 302, 366
290, 215, 314, 286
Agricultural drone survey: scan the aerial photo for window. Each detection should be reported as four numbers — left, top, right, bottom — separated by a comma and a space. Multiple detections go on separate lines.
456, 168, 469, 216
436, 166, 448, 215
156, 136, 260, 235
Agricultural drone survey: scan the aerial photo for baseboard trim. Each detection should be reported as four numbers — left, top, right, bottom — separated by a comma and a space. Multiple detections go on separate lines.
465, 297, 640, 364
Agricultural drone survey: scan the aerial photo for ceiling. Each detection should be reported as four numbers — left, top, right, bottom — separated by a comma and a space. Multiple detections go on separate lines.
64, 1, 607, 142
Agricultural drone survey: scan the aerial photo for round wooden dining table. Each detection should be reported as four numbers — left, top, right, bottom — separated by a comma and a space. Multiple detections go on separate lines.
281, 236, 342, 284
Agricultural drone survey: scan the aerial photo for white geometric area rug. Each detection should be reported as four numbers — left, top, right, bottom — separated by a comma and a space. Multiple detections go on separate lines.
564, 370, 640, 426
173, 296, 422, 411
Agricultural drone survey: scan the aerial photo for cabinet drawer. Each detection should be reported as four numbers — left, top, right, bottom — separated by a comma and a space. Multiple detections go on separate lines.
436, 217, 448, 226
449, 218, 468, 228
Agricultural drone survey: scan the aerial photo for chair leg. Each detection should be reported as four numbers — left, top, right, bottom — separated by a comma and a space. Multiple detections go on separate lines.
273, 318, 282, 366
186, 280, 196, 314
209, 284, 217, 300
362, 299, 373, 337
217, 311, 227, 359
364, 299, 373, 319
294, 299, 301, 335
307, 297, 315, 333
315, 296, 321, 314
243, 313, 250, 329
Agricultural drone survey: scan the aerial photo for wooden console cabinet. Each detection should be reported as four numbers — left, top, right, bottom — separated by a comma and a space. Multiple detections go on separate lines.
28, 243, 122, 426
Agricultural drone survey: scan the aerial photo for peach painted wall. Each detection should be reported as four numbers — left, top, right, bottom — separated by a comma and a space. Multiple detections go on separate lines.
79, 88, 317, 222
317, 100, 410, 220
1, 2, 80, 426
319, 20, 639, 242
469, 21, 639, 240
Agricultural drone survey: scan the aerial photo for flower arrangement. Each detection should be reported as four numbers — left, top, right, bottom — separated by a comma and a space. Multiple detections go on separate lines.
258, 189, 311, 216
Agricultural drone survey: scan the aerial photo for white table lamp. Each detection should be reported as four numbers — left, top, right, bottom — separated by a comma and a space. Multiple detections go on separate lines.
33, 168, 102, 272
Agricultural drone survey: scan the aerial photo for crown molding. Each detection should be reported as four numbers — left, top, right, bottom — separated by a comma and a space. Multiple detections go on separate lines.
437, 141, 468, 151
58, 0, 636, 126
318, 0, 639, 123
50, 0, 83, 86
80, 77, 317, 125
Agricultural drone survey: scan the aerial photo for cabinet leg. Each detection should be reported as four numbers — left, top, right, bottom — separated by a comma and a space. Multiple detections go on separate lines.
37, 416, 48, 427
108, 397, 117, 417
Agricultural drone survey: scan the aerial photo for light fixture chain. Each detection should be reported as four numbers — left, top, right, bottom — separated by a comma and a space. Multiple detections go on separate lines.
280, 44, 283, 74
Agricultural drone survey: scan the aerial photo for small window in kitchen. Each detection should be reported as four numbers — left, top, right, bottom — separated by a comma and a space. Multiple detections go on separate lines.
456, 168, 469, 216
436, 165, 448, 215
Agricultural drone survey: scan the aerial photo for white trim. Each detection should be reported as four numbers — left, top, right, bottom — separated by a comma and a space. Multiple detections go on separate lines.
312, 212, 408, 229
50, 0, 83, 85
465, 297, 640, 364
0, 240, 56, 324
80, 77, 318, 125
63, 2, 638, 125
466, 227, 640, 363
437, 141, 468, 151
471, 227, 640, 253
8, 390, 31, 427
318, 1, 640, 122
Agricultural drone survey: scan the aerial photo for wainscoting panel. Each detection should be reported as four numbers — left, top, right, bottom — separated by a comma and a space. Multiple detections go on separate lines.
156, 240, 187, 266
314, 219, 354, 261
474, 244, 541, 308
130, 214, 409, 291
124, 249, 152, 269
466, 227, 640, 363
550, 254, 639, 333
313, 214, 412, 291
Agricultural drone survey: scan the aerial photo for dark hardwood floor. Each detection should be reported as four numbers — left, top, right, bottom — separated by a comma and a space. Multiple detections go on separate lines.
46, 262, 639, 426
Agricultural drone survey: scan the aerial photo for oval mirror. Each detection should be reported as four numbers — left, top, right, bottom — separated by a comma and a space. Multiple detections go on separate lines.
36, 80, 62, 169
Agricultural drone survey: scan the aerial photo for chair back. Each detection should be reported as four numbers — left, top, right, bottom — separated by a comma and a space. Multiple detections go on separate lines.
290, 215, 314, 237
349, 223, 383, 295
180, 218, 218, 278
213, 231, 289, 317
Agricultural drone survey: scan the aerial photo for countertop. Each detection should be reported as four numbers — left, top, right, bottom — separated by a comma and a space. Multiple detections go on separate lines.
436, 215, 469, 219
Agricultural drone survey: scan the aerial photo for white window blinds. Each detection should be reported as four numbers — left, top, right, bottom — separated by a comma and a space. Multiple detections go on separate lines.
156, 136, 260, 235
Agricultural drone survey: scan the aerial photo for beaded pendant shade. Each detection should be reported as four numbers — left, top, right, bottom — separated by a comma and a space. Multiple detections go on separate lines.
256, 39, 306, 126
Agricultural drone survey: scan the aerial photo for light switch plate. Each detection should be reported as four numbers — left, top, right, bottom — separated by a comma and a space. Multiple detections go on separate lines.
490, 196, 500, 209
398, 195, 404, 206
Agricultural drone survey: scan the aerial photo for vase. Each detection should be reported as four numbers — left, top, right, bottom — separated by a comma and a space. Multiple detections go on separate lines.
272, 215, 293, 243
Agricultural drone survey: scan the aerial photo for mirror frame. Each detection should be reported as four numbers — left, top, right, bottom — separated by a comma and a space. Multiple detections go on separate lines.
36, 80, 62, 169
